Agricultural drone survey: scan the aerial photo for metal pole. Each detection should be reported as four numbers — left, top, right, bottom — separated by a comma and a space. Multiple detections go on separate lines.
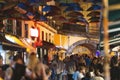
103, 0, 110, 80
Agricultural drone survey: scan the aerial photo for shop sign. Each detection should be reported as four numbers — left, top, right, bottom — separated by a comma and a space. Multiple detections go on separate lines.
30, 27, 38, 38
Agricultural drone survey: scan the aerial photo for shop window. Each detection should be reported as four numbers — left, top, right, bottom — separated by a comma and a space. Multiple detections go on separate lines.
6, 19, 13, 33
25, 24, 28, 38
16, 20, 22, 36
42, 31, 44, 41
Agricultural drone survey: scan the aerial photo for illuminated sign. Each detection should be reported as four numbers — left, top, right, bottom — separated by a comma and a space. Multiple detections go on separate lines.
30, 27, 38, 37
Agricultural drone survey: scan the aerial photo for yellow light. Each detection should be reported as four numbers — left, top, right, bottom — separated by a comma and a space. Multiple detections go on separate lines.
5, 35, 31, 52
110, 51, 115, 57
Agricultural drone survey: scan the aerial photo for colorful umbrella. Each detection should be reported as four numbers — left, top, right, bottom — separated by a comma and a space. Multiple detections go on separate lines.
55, 0, 80, 3
89, 17, 100, 23
60, 3, 80, 7
9, 13, 29, 20
88, 0, 102, 3
14, 3, 28, 14
3, 8, 19, 16
33, 12, 47, 21
69, 17, 87, 25
69, 18, 84, 23
66, 11, 84, 17
26, 12, 35, 19
87, 4, 101, 11
44, 11, 61, 16
1, 2, 17, 11
39, 15, 47, 21
27, 0, 47, 6
87, 11, 100, 17
64, 6, 83, 12
52, 15, 67, 24
46, 0, 53, 2
52, 15, 68, 25
52, 15, 67, 21
42, 5, 61, 12
17, 3, 28, 10
15, 3, 36, 14
36, 0, 52, 2
89, 20, 99, 23
88, 17, 100, 21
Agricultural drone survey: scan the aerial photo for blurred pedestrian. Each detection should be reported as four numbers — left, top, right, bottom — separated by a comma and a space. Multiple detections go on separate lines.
4, 54, 26, 80
25, 52, 39, 80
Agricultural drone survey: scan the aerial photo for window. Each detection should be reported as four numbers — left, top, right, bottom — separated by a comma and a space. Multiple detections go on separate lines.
49, 33, 51, 42
51, 35, 54, 43
42, 31, 44, 41
6, 19, 13, 33
25, 24, 28, 38
16, 20, 22, 36
46, 33, 48, 41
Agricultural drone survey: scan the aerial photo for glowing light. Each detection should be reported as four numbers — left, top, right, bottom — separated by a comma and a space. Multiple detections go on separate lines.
5, 36, 15, 43
30, 28, 38, 37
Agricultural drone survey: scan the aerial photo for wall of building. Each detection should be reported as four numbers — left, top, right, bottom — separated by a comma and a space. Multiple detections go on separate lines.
22, 20, 34, 39
37, 22, 56, 43
54, 34, 87, 49
22, 21, 57, 44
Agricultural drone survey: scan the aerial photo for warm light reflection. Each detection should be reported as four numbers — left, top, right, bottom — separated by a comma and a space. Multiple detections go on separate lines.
5, 35, 31, 52
54, 34, 87, 49
72, 46, 91, 55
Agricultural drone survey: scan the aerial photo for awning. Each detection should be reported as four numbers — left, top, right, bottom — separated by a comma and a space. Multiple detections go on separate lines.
20, 38, 36, 53
5, 34, 34, 53
5, 34, 29, 51
0, 34, 26, 51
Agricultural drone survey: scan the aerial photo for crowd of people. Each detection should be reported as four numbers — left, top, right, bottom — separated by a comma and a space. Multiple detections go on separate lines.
0, 52, 51, 80
0, 52, 119, 80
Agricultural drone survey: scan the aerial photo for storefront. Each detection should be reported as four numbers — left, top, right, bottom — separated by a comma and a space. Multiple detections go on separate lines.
20, 38, 36, 53
4, 34, 37, 62
0, 34, 26, 64
0, 34, 26, 51
5, 34, 35, 53
36, 41, 55, 62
